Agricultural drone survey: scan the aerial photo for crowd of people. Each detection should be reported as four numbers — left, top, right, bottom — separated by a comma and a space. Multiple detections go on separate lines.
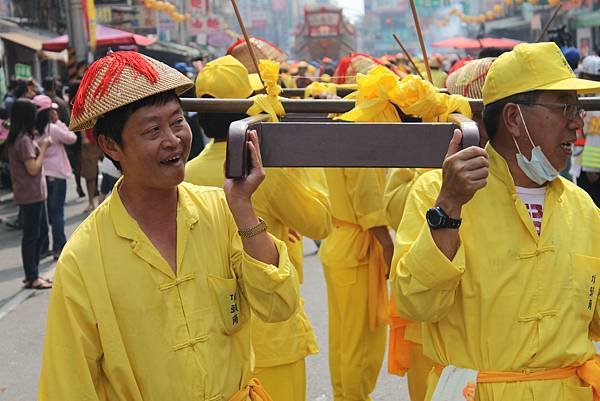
0, 37, 598, 401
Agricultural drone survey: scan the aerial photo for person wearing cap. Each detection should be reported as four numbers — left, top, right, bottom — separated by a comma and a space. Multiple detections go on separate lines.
575, 55, 600, 206
294, 61, 313, 89
33, 94, 77, 260
39, 51, 300, 401
186, 55, 331, 401
390, 42, 600, 401
383, 57, 494, 401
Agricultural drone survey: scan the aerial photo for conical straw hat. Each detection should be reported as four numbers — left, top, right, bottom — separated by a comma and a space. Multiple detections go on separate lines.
227, 36, 287, 74
70, 51, 193, 131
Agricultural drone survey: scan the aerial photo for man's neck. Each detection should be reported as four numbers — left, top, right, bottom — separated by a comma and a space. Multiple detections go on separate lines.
118, 179, 178, 223
490, 140, 546, 189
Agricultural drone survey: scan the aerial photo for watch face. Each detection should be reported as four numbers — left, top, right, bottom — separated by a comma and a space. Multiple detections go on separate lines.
426, 208, 443, 226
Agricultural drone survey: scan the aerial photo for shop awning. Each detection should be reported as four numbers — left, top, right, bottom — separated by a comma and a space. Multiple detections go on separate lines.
0, 30, 68, 62
143, 41, 202, 58
42, 25, 156, 52
576, 9, 600, 29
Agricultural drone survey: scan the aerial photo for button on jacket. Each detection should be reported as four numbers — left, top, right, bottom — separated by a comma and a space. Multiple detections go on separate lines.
39, 182, 299, 401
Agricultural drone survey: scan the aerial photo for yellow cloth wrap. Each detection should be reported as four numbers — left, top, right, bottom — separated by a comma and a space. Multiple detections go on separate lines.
433, 355, 600, 401
337, 65, 472, 123
228, 378, 274, 401
303, 81, 337, 98
331, 217, 388, 331
247, 60, 285, 122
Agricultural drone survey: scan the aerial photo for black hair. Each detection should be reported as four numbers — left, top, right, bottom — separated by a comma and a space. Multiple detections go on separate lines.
67, 80, 80, 103
35, 108, 52, 137
482, 91, 540, 141
42, 77, 57, 93
93, 90, 181, 170
196, 96, 246, 141
6, 99, 36, 146
478, 47, 507, 59
13, 80, 29, 99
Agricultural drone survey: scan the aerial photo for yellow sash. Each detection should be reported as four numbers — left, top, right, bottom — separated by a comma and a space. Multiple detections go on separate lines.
331, 217, 388, 331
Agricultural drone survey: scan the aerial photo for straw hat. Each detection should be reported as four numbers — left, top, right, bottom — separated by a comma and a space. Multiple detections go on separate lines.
446, 57, 495, 99
69, 51, 193, 131
227, 36, 287, 74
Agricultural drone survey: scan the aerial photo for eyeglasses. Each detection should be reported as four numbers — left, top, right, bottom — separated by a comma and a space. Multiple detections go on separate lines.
519, 102, 585, 120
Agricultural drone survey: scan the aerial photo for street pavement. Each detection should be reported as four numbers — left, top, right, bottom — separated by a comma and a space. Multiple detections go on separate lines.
0, 180, 408, 401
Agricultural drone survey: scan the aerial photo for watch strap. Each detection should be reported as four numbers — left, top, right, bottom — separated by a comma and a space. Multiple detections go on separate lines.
238, 217, 267, 238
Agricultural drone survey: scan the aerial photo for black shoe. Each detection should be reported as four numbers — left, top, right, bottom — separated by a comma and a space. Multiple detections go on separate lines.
5, 219, 21, 229
77, 187, 86, 198
40, 250, 54, 259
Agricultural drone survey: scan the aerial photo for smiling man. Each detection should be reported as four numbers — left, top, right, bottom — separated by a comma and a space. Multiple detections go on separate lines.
38, 51, 299, 401
391, 42, 600, 401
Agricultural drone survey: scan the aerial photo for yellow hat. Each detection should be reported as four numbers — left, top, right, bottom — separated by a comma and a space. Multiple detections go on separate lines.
195, 55, 262, 99
482, 42, 600, 105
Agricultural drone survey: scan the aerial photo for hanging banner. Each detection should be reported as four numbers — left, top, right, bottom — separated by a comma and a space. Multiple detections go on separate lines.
88, 0, 97, 51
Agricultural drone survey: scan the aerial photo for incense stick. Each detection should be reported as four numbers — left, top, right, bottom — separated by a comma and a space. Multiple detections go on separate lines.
393, 34, 425, 80
230, 0, 264, 86
408, 0, 433, 84
536, 4, 562, 43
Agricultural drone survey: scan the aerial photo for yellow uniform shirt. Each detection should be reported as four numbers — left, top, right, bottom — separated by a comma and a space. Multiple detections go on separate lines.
391, 144, 600, 400
185, 139, 226, 187
39, 182, 299, 401
185, 141, 331, 368
384, 168, 432, 231
319, 168, 389, 267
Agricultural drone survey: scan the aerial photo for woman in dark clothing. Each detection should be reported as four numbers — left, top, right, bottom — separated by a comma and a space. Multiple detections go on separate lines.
6, 99, 52, 289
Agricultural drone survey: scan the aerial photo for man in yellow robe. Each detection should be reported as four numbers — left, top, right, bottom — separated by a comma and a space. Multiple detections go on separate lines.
319, 167, 393, 401
39, 51, 299, 401
391, 42, 600, 401
186, 55, 331, 401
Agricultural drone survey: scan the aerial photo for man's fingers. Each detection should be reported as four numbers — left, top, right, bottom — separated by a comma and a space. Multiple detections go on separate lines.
464, 155, 489, 171
248, 130, 263, 166
445, 129, 463, 159
466, 167, 489, 181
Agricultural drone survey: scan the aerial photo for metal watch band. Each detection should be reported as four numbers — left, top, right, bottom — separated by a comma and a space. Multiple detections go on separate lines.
237, 217, 267, 239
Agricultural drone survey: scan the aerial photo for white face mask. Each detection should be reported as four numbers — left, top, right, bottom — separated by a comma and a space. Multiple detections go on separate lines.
512, 105, 559, 185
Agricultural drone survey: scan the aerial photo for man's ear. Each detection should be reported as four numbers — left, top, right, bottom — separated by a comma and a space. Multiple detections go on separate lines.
501, 103, 523, 140
98, 134, 122, 163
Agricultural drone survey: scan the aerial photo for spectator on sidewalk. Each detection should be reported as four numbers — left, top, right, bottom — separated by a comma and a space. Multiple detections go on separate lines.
6, 99, 52, 289
80, 128, 102, 212
42, 77, 70, 126
65, 81, 85, 199
98, 155, 120, 204
34, 95, 77, 260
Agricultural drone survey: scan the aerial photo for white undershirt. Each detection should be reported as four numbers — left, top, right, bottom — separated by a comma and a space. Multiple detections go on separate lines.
515, 186, 547, 235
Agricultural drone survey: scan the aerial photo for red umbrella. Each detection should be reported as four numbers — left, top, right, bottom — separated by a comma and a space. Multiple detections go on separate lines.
432, 36, 522, 49
42, 25, 156, 52
478, 37, 521, 49
432, 36, 481, 49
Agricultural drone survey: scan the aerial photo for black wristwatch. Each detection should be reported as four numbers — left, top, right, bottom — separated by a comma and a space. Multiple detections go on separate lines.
426, 206, 462, 230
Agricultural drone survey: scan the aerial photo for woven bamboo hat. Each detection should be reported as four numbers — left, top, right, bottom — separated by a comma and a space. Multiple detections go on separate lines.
69, 51, 193, 131
446, 57, 495, 99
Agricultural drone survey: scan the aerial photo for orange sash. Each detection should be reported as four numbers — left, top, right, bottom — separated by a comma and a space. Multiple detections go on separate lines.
227, 378, 273, 401
434, 355, 600, 401
388, 297, 412, 376
331, 217, 389, 331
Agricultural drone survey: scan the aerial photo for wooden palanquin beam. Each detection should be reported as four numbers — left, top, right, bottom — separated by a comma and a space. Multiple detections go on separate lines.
224, 113, 479, 178
179, 97, 600, 179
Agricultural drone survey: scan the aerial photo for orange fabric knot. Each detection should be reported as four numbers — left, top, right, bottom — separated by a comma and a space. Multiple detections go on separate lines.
227, 378, 273, 401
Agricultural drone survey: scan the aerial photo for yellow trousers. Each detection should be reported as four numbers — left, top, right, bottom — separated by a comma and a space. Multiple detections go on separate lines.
323, 263, 387, 401
253, 358, 306, 401
407, 343, 434, 401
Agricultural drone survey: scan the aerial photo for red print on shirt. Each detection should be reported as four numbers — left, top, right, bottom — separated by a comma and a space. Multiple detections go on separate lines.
525, 203, 543, 234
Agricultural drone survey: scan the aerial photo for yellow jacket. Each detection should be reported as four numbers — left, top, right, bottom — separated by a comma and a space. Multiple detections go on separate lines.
185, 140, 331, 368
391, 144, 600, 400
319, 168, 389, 268
384, 168, 432, 231
39, 182, 299, 401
